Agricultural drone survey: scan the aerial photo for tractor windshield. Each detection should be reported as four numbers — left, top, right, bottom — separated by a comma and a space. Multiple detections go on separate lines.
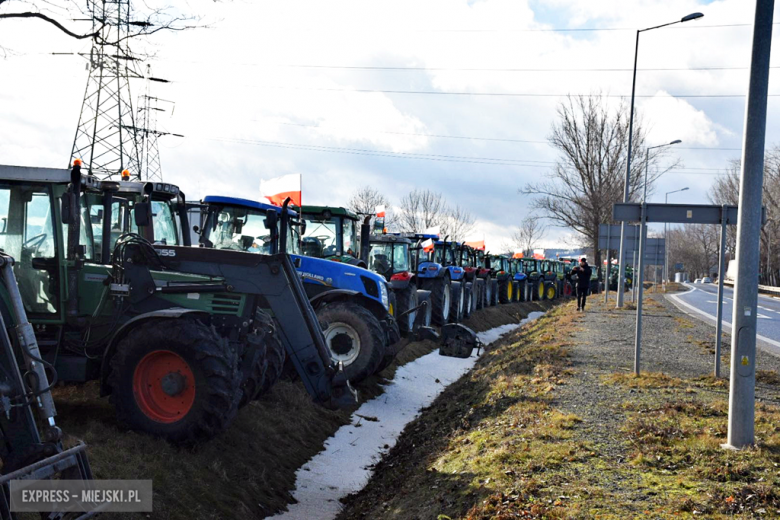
301, 214, 359, 258
204, 205, 275, 253
369, 242, 409, 276
434, 243, 455, 265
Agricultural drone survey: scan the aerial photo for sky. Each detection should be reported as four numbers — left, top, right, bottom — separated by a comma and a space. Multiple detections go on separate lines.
0, 0, 775, 251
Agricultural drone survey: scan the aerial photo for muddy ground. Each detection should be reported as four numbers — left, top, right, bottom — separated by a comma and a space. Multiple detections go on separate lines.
51, 299, 553, 519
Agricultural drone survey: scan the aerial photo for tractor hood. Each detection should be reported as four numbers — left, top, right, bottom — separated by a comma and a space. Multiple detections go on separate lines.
291, 254, 389, 310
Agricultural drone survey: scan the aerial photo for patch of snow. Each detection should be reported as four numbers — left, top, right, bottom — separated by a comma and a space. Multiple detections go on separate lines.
272, 311, 545, 519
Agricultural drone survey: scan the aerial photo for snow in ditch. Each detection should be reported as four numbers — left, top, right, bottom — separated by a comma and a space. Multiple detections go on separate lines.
272, 311, 546, 520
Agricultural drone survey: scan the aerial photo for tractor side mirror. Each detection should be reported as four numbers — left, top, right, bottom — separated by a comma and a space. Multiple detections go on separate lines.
134, 201, 152, 227
264, 209, 278, 230
299, 220, 306, 236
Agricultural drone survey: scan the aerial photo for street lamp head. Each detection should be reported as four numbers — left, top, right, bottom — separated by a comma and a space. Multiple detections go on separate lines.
681, 12, 704, 23
670, 140, 682, 145
681, 187, 689, 191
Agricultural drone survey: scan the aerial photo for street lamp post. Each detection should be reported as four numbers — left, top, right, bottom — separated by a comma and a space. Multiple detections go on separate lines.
644, 140, 682, 202
664, 187, 689, 282
616, 11, 704, 308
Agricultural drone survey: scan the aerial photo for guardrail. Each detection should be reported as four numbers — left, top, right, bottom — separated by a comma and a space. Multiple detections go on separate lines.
723, 279, 780, 296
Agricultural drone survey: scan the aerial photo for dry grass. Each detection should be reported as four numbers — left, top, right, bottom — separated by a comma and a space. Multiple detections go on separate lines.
49, 300, 552, 519
602, 371, 684, 389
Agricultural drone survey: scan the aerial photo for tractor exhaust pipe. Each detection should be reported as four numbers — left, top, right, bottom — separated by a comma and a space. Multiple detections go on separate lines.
360, 216, 371, 262
65, 163, 83, 320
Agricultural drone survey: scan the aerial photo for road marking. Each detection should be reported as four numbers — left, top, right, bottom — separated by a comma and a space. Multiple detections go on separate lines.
670, 286, 780, 352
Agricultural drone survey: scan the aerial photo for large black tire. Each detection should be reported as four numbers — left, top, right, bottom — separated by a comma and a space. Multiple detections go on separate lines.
109, 318, 242, 444
513, 281, 522, 302
430, 277, 452, 326
252, 310, 286, 399
498, 279, 511, 304
317, 301, 385, 382
475, 279, 485, 310
396, 283, 419, 337
448, 281, 463, 323
462, 282, 473, 319
490, 279, 499, 306
376, 316, 402, 373
484, 278, 493, 308
545, 282, 557, 300
416, 290, 433, 328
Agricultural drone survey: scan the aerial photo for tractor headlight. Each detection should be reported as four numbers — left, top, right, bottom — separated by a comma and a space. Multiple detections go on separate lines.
379, 281, 389, 310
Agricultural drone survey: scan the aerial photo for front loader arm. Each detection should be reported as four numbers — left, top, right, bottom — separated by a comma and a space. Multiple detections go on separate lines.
120, 244, 356, 408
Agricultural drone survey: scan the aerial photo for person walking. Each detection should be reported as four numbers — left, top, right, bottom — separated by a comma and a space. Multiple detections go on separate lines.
570, 258, 592, 311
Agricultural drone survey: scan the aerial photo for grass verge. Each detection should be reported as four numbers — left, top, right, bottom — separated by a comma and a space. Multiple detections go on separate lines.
51, 300, 549, 519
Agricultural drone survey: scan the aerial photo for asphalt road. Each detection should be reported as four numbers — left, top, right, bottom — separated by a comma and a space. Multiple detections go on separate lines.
668, 282, 780, 357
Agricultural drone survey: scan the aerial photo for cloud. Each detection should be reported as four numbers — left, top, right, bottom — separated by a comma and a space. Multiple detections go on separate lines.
641, 91, 725, 146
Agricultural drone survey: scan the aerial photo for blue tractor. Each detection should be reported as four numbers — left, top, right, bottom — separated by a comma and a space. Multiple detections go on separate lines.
197, 196, 400, 382
406, 234, 460, 326
429, 239, 469, 322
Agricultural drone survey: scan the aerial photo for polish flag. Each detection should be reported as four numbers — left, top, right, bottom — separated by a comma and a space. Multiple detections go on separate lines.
376, 205, 386, 218
465, 240, 485, 251
421, 238, 435, 253
513, 252, 524, 259
260, 174, 301, 207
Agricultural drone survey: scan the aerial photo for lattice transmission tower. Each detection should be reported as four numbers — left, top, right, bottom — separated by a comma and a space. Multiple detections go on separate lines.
70, 0, 142, 180
134, 64, 181, 182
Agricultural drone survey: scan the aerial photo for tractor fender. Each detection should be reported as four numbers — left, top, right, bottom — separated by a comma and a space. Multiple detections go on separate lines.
99, 308, 210, 396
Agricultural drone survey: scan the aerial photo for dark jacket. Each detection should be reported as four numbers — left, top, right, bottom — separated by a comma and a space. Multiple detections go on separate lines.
571, 264, 592, 288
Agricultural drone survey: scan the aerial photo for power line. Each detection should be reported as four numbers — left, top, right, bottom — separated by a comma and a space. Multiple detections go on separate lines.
247, 85, 766, 98
269, 64, 776, 73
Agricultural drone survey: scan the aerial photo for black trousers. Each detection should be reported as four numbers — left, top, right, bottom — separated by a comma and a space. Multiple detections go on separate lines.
576, 286, 588, 309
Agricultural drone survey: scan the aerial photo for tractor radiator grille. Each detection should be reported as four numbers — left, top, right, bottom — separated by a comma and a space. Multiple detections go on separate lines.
208, 293, 244, 314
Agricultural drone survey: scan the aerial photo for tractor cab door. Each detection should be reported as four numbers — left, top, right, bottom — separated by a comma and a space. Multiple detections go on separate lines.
0, 184, 61, 319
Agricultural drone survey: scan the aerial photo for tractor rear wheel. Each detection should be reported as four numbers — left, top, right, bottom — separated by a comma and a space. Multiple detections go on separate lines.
473, 279, 484, 311
475, 279, 485, 310
416, 290, 433, 328
448, 281, 463, 323
462, 282, 473, 319
536, 280, 545, 301
317, 301, 384, 382
498, 279, 511, 304
396, 283, 419, 336
430, 277, 452, 326
546, 283, 557, 300
484, 279, 493, 308
490, 279, 499, 306
251, 310, 286, 399
109, 318, 242, 444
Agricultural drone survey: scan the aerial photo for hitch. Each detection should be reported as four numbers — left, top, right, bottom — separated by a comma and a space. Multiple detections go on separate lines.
439, 323, 482, 359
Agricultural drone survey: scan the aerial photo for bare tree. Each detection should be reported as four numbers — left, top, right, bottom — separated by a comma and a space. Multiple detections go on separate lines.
398, 189, 446, 233
347, 185, 393, 227
440, 204, 475, 242
709, 145, 780, 285
521, 94, 679, 267
667, 224, 720, 280
0, 0, 200, 49
512, 215, 545, 256
397, 189, 475, 241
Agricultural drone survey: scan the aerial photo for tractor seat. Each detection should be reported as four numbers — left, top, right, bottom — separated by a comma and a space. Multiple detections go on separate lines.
301, 237, 323, 257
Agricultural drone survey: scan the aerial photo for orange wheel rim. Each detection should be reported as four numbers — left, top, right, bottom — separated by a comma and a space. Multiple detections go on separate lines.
133, 350, 195, 424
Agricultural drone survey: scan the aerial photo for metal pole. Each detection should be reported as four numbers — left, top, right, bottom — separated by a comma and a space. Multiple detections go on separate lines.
643, 148, 650, 202
617, 30, 641, 308
726, 0, 774, 450
664, 221, 668, 283
634, 203, 648, 375
631, 250, 636, 302
716, 207, 728, 378
605, 226, 611, 303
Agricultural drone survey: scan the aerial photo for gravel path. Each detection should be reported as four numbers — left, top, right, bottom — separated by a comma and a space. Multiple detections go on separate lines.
552, 291, 780, 508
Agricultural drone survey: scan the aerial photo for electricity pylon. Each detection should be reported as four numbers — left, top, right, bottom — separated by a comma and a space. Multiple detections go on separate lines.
70, 0, 142, 180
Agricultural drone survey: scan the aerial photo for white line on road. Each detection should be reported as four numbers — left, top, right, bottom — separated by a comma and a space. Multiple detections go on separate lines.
669, 285, 780, 355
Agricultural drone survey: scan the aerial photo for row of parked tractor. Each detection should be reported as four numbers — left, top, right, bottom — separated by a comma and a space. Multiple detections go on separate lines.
0, 162, 590, 453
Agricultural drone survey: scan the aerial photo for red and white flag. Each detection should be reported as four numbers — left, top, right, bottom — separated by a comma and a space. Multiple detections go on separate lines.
421, 238, 435, 253
465, 240, 485, 251
423, 225, 440, 236
260, 174, 302, 207
376, 205, 386, 218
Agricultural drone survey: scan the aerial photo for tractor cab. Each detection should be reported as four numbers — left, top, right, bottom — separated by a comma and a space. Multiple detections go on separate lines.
117, 180, 190, 249
367, 234, 413, 288
300, 205, 363, 266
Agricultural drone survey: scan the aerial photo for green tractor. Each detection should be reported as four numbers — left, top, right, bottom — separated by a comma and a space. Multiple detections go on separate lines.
0, 164, 354, 444
299, 205, 365, 267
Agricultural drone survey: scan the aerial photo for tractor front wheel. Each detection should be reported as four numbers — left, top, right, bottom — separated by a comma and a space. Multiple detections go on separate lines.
250, 310, 286, 400
430, 277, 452, 326
490, 279, 499, 306
473, 279, 484, 312
317, 301, 384, 382
109, 318, 242, 444
546, 283, 557, 300
498, 279, 511, 304
484, 279, 493, 308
